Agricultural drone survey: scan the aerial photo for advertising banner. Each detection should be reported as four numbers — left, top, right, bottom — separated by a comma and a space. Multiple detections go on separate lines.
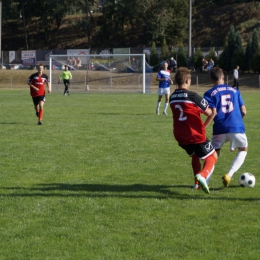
22, 50, 36, 66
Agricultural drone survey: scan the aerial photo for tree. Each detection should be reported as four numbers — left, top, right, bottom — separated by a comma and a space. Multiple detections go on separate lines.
206, 47, 217, 64
250, 28, 259, 72
75, 0, 97, 48
242, 37, 251, 72
225, 25, 236, 72
192, 47, 204, 71
231, 32, 244, 69
177, 44, 187, 68
250, 51, 260, 73
149, 42, 159, 71
160, 39, 169, 61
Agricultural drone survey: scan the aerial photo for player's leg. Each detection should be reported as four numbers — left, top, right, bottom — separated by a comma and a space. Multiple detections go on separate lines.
32, 97, 39, 117
191, 153, 201, 190
163, 92, 170, 115
227, 133, 248, 178
63, 80, 67, 95
67, 80, 70, 95
38, 98, 45, 125
156, 93, 163, 115
35, 104, 39, 117
211, 134, 232, 186
194, 140, 218, 194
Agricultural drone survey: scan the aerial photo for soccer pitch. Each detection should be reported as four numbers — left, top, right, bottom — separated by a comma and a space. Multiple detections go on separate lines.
0, 90, 260, 259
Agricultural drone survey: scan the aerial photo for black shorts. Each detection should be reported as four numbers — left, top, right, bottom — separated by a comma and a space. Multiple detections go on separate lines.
32, 96, 46, 106
63, 79, 70, 85
179, 139, 215, 160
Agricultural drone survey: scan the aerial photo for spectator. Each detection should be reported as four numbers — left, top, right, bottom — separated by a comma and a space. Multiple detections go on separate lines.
201, 58, 208, 72
67, 57, 71, 66
232, 65, 239, 90
72, 57, 77, 67
76, 57, 82, 69
168, 57, 177, 72
207, 58, 215, 71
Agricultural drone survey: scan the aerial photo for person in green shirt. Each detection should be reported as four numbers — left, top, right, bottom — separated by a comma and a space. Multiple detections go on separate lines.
59, 65, 72, 95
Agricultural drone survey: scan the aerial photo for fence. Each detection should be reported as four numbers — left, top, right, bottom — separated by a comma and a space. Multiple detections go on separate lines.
0, 47, 222, 69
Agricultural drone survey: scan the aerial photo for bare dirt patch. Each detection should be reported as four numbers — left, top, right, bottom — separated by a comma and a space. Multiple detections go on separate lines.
0, 69, 260, 92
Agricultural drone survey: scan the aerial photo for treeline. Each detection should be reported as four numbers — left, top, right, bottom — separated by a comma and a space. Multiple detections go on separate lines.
148, 25, 260, 73
5, 0, 258, 50
193, 25, 260, 72
3, 0, 189, 48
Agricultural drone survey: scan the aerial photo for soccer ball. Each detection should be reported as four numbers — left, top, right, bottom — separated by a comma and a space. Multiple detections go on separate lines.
238, 173, 256, 188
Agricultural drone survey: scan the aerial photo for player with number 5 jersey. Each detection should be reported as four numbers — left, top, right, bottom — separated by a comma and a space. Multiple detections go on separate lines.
203, 67, 248, 187
169, 67, 218, 194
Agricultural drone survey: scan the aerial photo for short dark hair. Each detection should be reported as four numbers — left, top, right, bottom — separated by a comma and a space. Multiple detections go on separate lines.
210, 67, 224, 82
175, 67, 191, 86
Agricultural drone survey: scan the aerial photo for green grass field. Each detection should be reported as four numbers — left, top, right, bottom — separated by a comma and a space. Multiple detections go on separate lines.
0, 90, 260, 260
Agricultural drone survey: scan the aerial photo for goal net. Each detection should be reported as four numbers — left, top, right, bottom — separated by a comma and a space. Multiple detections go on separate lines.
49, 54, 153, 94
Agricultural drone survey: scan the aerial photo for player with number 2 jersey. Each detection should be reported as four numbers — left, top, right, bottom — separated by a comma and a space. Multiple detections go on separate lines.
170, 89, 209, 145
169, 67, 218, 194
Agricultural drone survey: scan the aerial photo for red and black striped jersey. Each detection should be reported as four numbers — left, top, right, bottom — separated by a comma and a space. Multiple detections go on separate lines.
169, 88, 209, 145
28, 72, 49, 97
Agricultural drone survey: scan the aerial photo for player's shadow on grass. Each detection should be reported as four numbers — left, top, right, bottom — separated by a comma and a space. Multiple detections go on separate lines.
1, 183, 258, 200
0, 122, 20, 124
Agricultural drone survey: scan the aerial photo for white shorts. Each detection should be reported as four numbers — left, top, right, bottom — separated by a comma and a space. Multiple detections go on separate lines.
158, 87, 170, 96
212, 133, 248, 151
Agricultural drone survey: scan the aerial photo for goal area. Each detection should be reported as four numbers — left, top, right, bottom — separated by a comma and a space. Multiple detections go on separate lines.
49, 54, 153, 94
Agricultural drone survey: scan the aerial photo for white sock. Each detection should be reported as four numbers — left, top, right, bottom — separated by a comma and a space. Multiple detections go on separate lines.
206, 165, 214, 184
228, 151, 247, 177
163, 102, 168, 112
156, 101, 161, 110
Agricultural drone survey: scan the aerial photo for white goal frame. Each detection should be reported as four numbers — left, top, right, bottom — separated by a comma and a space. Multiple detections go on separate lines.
49, 54, 148, 93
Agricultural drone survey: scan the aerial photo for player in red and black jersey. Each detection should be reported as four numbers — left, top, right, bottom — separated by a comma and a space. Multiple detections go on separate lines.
169, 67, 218, 194
27, 64, 51, 125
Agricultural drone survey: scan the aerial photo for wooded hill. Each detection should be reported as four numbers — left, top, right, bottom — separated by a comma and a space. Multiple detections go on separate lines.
2, 1, 260, 51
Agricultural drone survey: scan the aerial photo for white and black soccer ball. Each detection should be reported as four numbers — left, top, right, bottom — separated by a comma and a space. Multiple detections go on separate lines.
238, 173, 256, 188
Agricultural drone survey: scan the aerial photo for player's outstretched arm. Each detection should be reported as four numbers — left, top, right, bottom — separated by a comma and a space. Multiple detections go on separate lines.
204, 107, 216, 128
47, 82, 51, 93
240, 105, 246, 118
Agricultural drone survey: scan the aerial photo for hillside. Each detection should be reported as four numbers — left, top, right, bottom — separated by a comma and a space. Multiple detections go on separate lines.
2, 2, 260, 50
192, 2, 260, 47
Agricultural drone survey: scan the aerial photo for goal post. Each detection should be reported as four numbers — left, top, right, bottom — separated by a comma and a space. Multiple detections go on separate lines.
49, 54, 153, 94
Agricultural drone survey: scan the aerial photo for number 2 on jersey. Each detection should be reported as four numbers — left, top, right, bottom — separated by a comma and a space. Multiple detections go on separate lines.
175, 104, 187, 121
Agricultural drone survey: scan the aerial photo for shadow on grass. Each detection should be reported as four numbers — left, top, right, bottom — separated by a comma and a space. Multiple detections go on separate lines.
0, 122, 21, 124
0, 183, 259, 200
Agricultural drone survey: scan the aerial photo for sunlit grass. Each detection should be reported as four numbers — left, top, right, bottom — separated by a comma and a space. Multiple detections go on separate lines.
0, 90, 260, 259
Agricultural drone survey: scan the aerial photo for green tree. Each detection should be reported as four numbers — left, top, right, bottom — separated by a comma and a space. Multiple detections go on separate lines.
250, 28, 259, 71
177, 44, 187, 68
75, 0, 97, 48
242, 37, 251, 72
160, 39, 169, 61
225, 25, 236, 72
231, 32, 244, 69
192, 47, 204, 71
250, 51, 260, 73
150, 42, 159, 71
206, 47, 217, 64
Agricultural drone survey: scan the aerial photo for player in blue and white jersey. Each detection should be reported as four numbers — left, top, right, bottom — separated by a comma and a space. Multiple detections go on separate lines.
203, 67, 248, 187
155, 61, 173, 115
